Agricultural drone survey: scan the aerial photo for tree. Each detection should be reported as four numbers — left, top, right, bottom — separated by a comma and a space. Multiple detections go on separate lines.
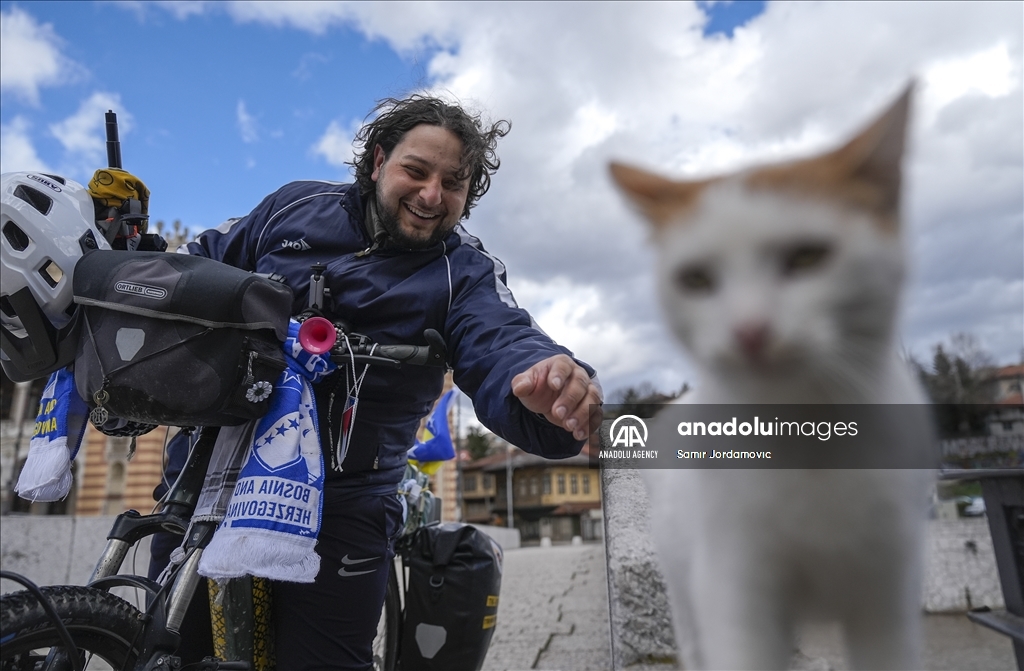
465, 426, 495, 461
606, 382, 689, 420
153, 219, 194, 248
914, 333, 996, 437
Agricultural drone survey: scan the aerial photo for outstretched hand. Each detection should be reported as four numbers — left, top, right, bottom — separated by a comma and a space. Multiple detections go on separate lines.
511, 355, 603, 442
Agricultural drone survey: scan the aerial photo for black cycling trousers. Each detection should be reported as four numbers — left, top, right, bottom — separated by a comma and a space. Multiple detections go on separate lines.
274, 489, 404, 670
149, 490, 403, 670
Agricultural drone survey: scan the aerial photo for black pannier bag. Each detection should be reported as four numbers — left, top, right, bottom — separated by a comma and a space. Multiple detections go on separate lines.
72, 250, 292, 427
400, 523, 503, 671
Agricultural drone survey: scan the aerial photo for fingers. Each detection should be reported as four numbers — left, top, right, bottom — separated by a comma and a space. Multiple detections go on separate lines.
564, 379, 603, 441
545, 356, 602, 441
551, 365, 594, 439
511, 363, 545, 398
543, 355, 576, 396
512, 355, 603, 442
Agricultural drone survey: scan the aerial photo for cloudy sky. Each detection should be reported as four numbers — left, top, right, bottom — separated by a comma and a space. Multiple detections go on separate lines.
2, 1, 1021, 404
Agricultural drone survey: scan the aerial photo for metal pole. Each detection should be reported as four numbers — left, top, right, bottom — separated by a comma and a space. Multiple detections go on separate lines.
454, 392, 463, 522
506, 443, 514, 529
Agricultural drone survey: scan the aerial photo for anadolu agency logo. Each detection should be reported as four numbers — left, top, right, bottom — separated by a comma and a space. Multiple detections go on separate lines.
599, 414, 659, 460
610, 414, 648, 449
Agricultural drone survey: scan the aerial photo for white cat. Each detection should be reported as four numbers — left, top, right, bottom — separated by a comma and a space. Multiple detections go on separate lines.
610, 86, 933, 670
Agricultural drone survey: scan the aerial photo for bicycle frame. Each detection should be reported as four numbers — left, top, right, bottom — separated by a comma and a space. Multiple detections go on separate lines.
1, 115, 448, 669
81, 425, 441, 671
85, 427, 220, 670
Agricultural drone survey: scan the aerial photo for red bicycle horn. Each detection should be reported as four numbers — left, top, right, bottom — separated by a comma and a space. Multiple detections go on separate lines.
297, 317, 336, 354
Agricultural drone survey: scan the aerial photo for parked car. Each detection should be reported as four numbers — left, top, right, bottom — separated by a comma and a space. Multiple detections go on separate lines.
954, 495, 987, 516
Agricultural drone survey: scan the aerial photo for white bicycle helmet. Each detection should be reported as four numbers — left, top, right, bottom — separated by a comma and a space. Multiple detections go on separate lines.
1, 171, 111, 381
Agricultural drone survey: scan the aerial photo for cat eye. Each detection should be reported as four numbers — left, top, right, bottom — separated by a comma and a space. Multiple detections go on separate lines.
674, 267, 714, 293
781, 243, 831, 276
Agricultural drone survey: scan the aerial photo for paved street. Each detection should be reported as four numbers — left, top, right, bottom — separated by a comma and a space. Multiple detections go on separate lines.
484, 541, 1016, 671
483, 542, 611, 671
0, 518, 1015, 670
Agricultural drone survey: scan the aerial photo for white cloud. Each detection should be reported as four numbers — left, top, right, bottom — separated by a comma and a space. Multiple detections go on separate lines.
0, 117, 53, 174
225, 1, 460, 50
311, 119, 360, 170
157, 1, 208, 20
508, 275, 695, 394
147, 1, 1024, 387
237, 100, 259, 143
49, 92, 133, 175
292, 52, 330, 81
922, 43, 1017, 114
0, 7, 84, 105
398, 2, 1021, 385
223, 2, 367, 38
108, 1, 208, 21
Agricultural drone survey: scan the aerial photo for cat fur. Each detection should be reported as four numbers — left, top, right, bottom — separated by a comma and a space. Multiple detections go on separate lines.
610, 85, 933, 670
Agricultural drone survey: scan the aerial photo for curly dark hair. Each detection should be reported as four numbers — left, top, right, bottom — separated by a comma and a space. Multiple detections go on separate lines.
349, 95, 511, 220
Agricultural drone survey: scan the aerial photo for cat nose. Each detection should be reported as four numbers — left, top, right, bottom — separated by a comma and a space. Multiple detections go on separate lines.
734, 321, 770, 359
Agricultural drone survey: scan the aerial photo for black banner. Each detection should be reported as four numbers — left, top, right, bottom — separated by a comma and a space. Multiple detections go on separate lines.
591, 404, 1024, 470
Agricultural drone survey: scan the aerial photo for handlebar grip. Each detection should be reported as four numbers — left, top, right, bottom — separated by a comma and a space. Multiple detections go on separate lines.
316, 327, 447, 368
353, 329, 446, 368
375, 344, 432, 366
376, 329, 446, 367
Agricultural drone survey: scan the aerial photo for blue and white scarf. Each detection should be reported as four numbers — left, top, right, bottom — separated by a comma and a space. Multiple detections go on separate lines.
198, 320, 336, 583
15, 367, 89, 502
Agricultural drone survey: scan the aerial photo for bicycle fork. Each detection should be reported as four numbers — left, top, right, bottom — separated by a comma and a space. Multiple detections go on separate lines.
84, 429, 228, 669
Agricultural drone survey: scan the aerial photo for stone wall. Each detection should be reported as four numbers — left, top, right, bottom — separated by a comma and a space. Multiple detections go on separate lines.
472, 523, 522, 551
0, 514, 153, 609
601, 466, 1005, 668
602, 464, 677, 669
0, 516, 519, 593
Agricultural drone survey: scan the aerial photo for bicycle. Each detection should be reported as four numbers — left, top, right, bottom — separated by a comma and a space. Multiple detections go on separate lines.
0, 314, 448, 671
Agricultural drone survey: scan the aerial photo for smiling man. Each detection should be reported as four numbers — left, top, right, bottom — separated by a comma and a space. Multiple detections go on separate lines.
370, 123, 466, 248
153, 95, 601, 669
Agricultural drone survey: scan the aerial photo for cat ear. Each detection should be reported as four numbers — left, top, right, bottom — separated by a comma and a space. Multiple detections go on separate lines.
829, 82, 914, 217
747, 83, 913, 227
609, 162, 709, 230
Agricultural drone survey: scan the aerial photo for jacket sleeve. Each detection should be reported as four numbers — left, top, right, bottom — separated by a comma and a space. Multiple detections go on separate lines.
446, 248, 596, 459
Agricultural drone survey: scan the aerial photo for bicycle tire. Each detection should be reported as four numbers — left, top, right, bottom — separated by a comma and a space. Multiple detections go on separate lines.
0, 585, 144, 669
371, 563, 401, 671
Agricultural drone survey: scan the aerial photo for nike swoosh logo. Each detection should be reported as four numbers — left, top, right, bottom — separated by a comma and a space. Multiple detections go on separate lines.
338, 554, 380, 577
338, 566, 377, 577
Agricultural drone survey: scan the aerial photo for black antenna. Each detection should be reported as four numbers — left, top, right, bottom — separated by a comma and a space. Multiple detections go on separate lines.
105, 110, 122, 169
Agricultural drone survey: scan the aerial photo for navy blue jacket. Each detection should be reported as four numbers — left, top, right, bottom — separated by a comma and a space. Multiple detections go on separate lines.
183, 180, 592, 493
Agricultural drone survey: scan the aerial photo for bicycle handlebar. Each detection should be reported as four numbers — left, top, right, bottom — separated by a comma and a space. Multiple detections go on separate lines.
353, 329, 447, 368
297, 314, 447, 369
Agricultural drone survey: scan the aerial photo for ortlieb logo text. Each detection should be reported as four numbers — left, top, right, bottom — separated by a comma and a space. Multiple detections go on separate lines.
114, 281, 167, 299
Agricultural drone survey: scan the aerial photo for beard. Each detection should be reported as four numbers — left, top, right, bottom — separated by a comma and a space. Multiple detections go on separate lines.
375, 190, 459, 250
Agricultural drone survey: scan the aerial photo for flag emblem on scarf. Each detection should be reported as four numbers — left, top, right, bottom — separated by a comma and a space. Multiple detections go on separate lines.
408, 389, 457, 463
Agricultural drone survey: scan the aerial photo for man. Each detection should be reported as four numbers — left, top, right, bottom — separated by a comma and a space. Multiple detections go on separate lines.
158, 95, 601, 668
